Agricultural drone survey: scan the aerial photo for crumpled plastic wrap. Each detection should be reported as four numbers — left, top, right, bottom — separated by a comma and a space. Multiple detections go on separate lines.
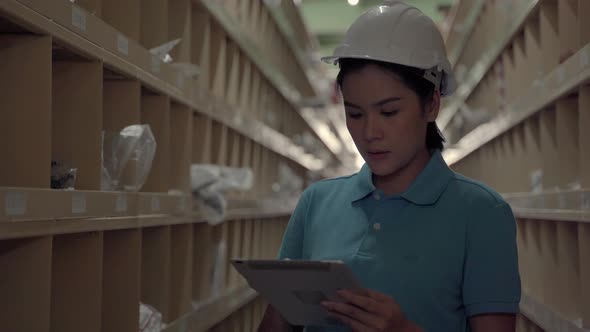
139, 302, 162, 332
273, 163, 303, 196
102, 125, 157, 192
191, 165, 254, 224
149, 39, 181, 63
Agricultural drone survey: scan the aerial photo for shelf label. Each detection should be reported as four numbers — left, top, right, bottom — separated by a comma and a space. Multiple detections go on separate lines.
116, 194, 128, 213
5, 192, 26, 216
72, 192, 87, 214
117, 34, 129, 55
151, 196, 161, 212
71, 6, 87, 32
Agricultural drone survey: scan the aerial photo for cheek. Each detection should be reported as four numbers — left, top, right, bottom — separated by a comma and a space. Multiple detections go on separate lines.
346, 119, 362, 142
384, 113, 425, 145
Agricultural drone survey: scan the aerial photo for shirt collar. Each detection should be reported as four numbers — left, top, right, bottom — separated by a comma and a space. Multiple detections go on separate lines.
351, 150, 454, 205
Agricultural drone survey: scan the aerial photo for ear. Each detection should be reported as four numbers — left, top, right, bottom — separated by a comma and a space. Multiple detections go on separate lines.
424, 90, 441, 122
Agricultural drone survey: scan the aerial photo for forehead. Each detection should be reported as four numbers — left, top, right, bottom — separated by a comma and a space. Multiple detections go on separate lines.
340, 64, 412, 101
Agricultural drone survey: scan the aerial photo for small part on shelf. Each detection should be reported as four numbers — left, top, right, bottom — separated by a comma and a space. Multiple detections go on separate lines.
50, 161, 78, 190
102, 125, 157, 192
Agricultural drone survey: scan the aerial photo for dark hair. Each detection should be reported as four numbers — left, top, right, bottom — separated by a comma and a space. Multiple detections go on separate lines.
336, 58, 445, 151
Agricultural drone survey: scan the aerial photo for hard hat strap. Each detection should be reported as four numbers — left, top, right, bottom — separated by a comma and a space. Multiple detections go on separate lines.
423, 68, 442, 91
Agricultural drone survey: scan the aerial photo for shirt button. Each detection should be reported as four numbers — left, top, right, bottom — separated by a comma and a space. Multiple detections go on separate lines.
373, 193, 381, 200
373, 223, 381, 231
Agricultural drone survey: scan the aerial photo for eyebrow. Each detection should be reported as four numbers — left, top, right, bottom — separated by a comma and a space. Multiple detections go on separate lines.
343, 97, 402, 109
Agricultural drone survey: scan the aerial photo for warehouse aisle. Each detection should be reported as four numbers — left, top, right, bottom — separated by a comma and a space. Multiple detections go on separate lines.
0, 1, 588, 331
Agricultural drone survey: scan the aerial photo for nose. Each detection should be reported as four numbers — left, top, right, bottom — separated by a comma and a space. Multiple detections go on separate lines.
363, 113, 383, 142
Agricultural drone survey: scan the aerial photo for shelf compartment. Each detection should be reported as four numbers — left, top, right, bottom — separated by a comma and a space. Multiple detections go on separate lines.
50, 231, 103, 332
0, 34, 52, 188
169, 103, 193, 193
52, 54, 103, 191
141, 225, 171, 322
169, 223, 193, 321
168, 0, 192, 63
140, 0, 168, 49
0, 236, 52, 332
101, 0, 140, 42
101, 228, 141, 332
140, 92, 171, 193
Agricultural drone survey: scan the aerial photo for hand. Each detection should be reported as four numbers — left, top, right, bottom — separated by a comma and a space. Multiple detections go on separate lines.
321, 289, 420, 332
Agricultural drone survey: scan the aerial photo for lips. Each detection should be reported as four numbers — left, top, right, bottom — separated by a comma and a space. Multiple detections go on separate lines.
366, 150, 390, 161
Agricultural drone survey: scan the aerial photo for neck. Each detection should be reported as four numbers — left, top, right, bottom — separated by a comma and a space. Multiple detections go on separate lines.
373, 148, 432, 196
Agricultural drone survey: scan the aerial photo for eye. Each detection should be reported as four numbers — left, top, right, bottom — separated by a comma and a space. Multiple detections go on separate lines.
346, 112, 363, 119
381, 109, 400, 117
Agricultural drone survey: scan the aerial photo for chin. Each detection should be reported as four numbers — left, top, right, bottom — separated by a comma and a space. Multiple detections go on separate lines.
366, 160, 398, 177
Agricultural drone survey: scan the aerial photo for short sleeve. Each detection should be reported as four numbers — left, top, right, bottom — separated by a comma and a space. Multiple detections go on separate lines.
463, 201, 521, 317
277, 189, 311, 260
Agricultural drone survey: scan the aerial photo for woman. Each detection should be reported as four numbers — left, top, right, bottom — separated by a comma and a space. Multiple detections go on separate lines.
259, 1, 520, 331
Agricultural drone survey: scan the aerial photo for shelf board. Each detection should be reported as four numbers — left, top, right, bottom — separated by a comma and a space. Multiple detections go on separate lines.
444, 40, 590, 166
0, 0, 328, 173
504, 189, 590, 223
520, 292, 589, 332
199, 0, 339, 166
0, 188, 187, 223
163, 285, 257, 332
0, 192, 297, 240
438, 0, 539, 131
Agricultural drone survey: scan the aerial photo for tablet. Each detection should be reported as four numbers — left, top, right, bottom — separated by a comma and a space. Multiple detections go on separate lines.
231, 259, 362, 327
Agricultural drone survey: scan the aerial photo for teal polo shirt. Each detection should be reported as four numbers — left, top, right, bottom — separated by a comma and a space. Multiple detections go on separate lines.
278, 151, 521, 331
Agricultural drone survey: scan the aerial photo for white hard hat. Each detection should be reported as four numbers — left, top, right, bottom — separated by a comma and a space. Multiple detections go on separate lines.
322, 0, 456, 96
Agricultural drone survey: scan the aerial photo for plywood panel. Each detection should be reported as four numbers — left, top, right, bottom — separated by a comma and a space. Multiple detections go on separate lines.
0, 236, 52, 332
169, 224, 193, 320
102, 229, 141, 332
51, 232, 103, 332
141, 226, 171, 322
141, 94, 171, 192
170, 103, 193, 192
0, 35, 52, 188
102, 0, 140, 41
52, 61, 103, 190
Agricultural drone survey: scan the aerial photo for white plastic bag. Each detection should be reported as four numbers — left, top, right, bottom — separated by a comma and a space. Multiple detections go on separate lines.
191, 165, 254, 224
149, 39, 181, 63
102, 125, 157, 192
274, 163, 303, 196
139, 303, 162, 332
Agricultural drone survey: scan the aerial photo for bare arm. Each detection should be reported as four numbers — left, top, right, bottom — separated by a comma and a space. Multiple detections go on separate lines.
469, 314, 516, 332
257, 305, 303, 332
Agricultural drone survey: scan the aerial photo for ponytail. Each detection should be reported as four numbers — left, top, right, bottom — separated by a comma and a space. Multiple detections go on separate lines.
426, 122, 445, 151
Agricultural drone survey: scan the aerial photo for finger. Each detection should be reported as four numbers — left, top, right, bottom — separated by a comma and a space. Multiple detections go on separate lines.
337, 290, 389, 316
327, 311, 377, 332
322, 301, 383, 330
362, 288, 392, 303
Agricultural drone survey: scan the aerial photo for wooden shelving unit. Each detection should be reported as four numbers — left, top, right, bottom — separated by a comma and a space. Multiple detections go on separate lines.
0, 0, 335, 331
444, 1, 590, 330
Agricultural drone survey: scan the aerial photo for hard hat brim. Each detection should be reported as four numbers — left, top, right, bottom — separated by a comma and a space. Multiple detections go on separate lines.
321, 54, 457, 96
